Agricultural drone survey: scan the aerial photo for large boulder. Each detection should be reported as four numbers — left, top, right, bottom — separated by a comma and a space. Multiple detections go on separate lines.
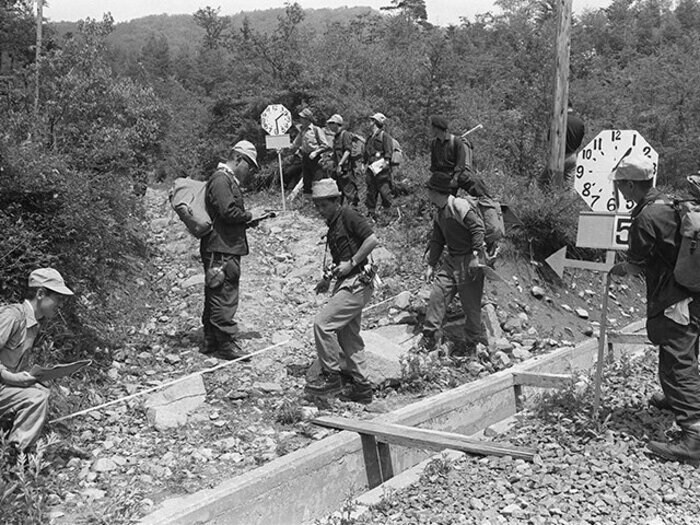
144, 375, 207, 430
372, 247, 398, 276
305, 325, 417, 387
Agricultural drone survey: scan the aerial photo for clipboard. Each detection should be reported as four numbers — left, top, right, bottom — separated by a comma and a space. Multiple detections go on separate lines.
29, 360, 92, 381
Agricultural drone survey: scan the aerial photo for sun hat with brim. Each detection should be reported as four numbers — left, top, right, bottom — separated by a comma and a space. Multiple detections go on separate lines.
232, 140, 259, 168
312, 179, 342, 200
610, 152, 654, 182
327, 114, 343, 126
370, 113, 387, 125
426, 171, 454, 194
28, 268, 74, 296
299, 108, 314, 120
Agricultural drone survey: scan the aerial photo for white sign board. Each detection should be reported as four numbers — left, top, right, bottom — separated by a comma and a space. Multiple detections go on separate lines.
576, 212, 632, 250
265, 134, 290, 150
261, 104, 292, 136
574, 130, 658, 212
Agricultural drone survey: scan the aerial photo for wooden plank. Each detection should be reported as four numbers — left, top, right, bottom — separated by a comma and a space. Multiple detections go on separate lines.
312, 416, 535, 462
377, 442, 394, 481
511, 372, 572, 388
607, 332, 649, 345
360, 434, 383, 489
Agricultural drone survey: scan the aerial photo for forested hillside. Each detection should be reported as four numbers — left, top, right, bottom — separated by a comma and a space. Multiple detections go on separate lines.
2, 0, 700, 355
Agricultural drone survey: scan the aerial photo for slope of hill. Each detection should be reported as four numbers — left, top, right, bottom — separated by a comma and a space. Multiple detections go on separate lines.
50, 6, 379, 55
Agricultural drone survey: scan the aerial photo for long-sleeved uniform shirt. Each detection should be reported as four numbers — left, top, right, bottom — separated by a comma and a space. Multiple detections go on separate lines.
628, 187, 693, 317
0, 301, 39, 375
427, 195, 485, 267
201, 163, 251, 256
364, 129, 393, 164
292, 124, 330, 155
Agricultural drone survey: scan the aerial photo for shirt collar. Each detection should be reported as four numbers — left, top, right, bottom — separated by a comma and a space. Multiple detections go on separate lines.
216, 162, 241, 186
22, 300, 38, 329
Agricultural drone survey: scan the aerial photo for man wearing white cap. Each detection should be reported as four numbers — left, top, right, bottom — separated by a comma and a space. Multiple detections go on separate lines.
0, 268, 74, 451
200, 140, 259, 360
610, 153, 700, 462
305, 179, 379, 404
292, 108, 331, 199
364, 112, 394, 219
327, 114, 360, 207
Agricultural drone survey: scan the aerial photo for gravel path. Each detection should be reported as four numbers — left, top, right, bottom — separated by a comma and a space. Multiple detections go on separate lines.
322, 351, 700, 525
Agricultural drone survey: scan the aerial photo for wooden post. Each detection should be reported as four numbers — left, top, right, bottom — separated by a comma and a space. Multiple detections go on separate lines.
34, 0, 43, 121
547, 0, 573, 187
277, 149, 286, 212
592, 251, 615, 416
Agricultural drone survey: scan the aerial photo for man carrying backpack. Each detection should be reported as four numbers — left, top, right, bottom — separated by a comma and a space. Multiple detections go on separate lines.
305, 179, 379, 404
610, 154, 700, 462
418, 171, 487, 357
326, 114, 359, 207
200, 141, 259, 360
364, 112, 394, 220
292, 108, 331, 200
430, 115, 491, 199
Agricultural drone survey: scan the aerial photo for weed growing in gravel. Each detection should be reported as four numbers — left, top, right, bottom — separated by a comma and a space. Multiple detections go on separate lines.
0, 433, 58, 525
420, 452, 453, 483
275, 398, 304, 425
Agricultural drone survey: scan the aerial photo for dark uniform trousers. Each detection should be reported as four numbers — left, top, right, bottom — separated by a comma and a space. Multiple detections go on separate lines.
647, 298, 700, 427
338, 162, 360, 206
365, 167, 392, 211
302, 153, 324, 195
423, 254, 485, 346
201, 251, 241, 350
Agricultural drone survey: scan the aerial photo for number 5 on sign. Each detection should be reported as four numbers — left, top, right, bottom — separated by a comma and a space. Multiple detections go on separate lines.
576, 212, 631, 250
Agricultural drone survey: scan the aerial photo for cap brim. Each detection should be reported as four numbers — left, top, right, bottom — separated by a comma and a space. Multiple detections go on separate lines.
46, 284, 74, 296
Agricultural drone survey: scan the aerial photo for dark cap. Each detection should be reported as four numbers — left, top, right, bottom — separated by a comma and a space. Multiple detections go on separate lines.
426, 171, 454, 194
430, 115, 449, 131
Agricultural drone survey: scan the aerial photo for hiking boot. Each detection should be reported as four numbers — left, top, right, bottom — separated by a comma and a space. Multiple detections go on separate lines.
450, 342, 477, 358
213, 340, 249, 361
648, 429, 700, 462
416, 333, 437, 352
649, 392, 672, 411
339, 382, 373, 404
304, 372, 343, 397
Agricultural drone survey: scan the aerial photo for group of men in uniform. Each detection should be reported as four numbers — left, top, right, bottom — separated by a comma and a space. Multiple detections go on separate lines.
290, 109, 396, 220
3, 114, 700, 467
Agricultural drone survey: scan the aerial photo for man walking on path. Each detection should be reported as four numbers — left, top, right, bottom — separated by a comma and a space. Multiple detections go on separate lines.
0, 268, 74, 451
364, 112, 394, 220
292, 108, 331, 199
327, 114, 359, 207
419, 172, 487, 357
305, 179, 379, 404
430, 115, 491, 199
200, 140, 259, 360
610, 154, 700, 462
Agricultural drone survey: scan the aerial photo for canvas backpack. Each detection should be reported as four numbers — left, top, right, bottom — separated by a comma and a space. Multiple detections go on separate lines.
449, 133, 474, 170
349, 132, 366, 160
673, 199, 700, 292
466, 195, 505, 254
378, 130, 404, 166
169, 177, 212, 238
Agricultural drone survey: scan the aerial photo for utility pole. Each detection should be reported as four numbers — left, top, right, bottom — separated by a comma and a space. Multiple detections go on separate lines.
34, 0, 43, 121
547, 0, 572, 188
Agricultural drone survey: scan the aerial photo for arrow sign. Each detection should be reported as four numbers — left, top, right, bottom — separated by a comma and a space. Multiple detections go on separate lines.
545, 247, 614, 278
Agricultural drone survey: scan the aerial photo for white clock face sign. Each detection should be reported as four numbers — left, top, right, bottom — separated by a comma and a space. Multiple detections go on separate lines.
260, 104, 292, 136
574, 130, 658, 212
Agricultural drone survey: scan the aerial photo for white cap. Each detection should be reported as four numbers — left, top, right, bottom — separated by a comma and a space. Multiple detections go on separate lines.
370, 113, 387, 125
28, 268, 74, 295
232, 140, 259, 168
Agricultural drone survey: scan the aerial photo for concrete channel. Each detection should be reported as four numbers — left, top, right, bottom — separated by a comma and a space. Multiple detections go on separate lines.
140, 320, 647, 525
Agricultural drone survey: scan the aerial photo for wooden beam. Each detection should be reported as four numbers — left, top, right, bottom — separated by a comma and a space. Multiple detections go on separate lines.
359, 434, 383, 489
607, 332, 649, 345
312, 416, 535, 462
512, 372, 572, 388
548, 0, 573, 187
